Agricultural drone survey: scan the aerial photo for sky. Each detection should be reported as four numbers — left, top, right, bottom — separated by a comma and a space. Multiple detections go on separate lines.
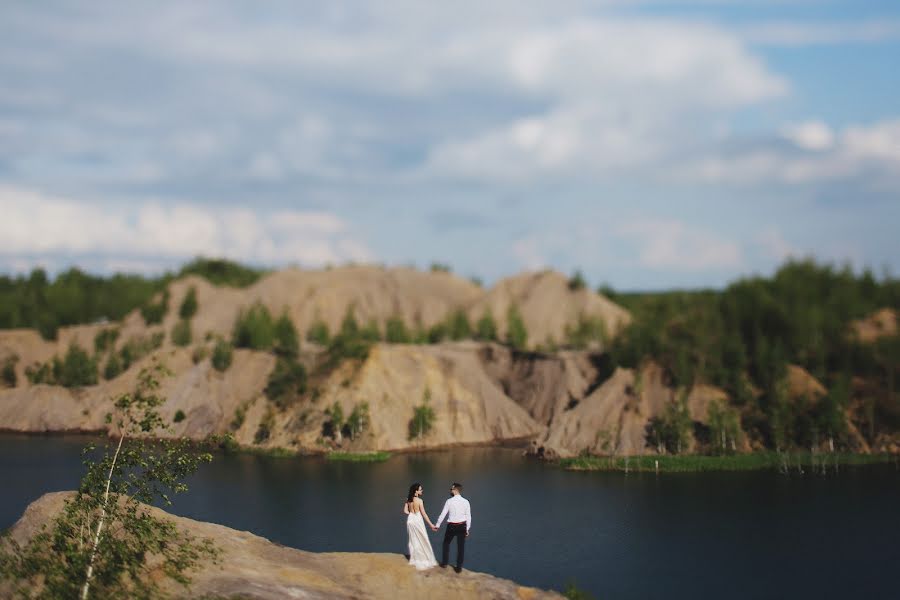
1, 0, 898, 290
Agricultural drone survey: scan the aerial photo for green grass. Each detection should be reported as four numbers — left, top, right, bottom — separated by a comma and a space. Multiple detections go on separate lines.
559, 452, 896, 473
326, 451, 391, 463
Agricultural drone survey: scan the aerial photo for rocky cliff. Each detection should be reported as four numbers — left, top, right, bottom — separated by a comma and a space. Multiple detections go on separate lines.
3, 492, 561, 600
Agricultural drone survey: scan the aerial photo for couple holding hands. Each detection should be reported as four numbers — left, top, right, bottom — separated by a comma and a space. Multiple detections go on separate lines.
404, 482, 472, 573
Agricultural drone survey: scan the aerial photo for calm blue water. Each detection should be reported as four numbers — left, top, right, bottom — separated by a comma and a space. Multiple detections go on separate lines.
2, 434, 899, 599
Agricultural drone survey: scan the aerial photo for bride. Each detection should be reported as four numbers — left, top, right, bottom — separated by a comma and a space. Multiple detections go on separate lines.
404, 482, 439, 570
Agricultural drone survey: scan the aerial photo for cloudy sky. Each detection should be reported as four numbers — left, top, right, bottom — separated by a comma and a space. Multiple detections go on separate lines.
1, 1, 898, 290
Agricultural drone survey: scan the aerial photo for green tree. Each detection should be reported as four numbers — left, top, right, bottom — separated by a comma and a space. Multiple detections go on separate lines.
93, 328, 119, 354
140, 290, 169, 325
306, 318, 330, 345
339, 305, 360, 338
0, 361, 217, 599
232, 303, 275, 350
408, 387, 436, 440
102, 353, 123, 381
264, 358, 308, 409
360, 319, 382, 343
323, 402, 345, 443
385, 316, 411, 343
171, 318, 192, 347
706, 399, 742, 454
1, 354, 18, 388
475, 310, 498, 341
446, 309, 472, 340
506, 303, 528, 350
177, 258, 263, 287
178, 286, 198, 319
345, 402, 370, 440
818, 375, 850, 451
57, 344, 98, 388
568, 270, 587, 291
647, 393, 693, 454
273, 312, 300, 359
211, 339, 233, 372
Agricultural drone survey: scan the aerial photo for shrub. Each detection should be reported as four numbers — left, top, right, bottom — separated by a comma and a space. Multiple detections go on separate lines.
430, 262, 452, 273
322, 333, 372, 371
565, 314, 607, 349
446, 309, 472, 341
408, 387, 436, 440
1, 354, 18, 387
173, 409, 186, 423
360, 319, 381, 342
232, 303, 275, 350
322, 402, 345, 441
427, 321, 447, 344
57, 344, 98, 388
178, 258, 264, 287
345, 402, 370, 440
93, 327, 120, 354
273, 312, 299, 358
306, 319, 330, 345
179, 286, 198, 319
140, 290, 169, 325
385, 316, 411, 343
171, 318, 193, 347
230, 405, 246, 431
506, 303, 528, 350
103, 353, 123, 380
339, 305, 360, 338
568, 270, 587, 291
211, 339, 233, 372
475, 310, 498, 341
265, 358, 308, 408
254, 407, 275, 444
25, 361, 53, 385
118, 332, 164, 371
191, 345, 208, 364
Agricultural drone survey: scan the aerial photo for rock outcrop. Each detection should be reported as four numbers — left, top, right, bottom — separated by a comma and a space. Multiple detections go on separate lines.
4, 492, 561, 600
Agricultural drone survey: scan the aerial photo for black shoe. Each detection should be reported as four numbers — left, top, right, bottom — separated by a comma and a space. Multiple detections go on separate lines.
454, 566, 462, 574
439, 563, 448, 569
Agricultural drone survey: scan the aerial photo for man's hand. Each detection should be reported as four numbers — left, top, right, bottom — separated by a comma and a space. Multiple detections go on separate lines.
465, 531, 470, 538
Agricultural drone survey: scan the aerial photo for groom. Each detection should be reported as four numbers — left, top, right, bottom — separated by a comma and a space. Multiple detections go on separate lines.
433, 482, 471, 573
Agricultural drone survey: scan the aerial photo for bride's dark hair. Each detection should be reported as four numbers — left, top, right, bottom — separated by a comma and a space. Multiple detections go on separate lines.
407, 483, 421, 504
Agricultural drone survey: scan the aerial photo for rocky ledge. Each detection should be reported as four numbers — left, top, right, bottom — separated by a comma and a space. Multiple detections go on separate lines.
4, 492, 561, 600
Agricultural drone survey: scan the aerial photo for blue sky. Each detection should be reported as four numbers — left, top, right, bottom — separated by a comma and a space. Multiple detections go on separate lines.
1, 1, 898, 290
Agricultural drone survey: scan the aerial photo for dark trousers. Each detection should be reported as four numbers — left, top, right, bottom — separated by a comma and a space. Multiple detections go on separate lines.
441, 522, 467, 568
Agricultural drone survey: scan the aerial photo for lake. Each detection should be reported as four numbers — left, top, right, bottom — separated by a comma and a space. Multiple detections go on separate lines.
1, 434, 899, 599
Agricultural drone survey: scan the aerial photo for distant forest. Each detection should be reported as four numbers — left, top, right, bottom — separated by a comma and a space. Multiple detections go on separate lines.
1, 257, 898, 451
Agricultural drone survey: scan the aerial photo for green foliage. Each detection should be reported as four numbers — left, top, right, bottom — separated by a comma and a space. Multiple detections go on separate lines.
565, 314, 607, 349
254, 407, 275, 444
93, 328, 119, 354
118, 332, 165, 372
30, 344, 101, 388
140, 290, 169, 325
326, 451, 390, 462
385, 316, 411, 343
0, 267, 165, 340
322, 402, 345, 440
230, 404, 246, 431
560, 452, 894, 472
232, 303, 275, 350
173, 409, 186, 423
564, 582, 595, 600
430, 262, 452, 273
446, 309, 472, 341
273, 312, 300, 358
339, 305, 360, 338
177, 258, 264, 287
505, 303, 528, 350
345, 402, 370, 440
179, 286, 199, 319
408, 387, 436, 440
646, 393, 693, 454
191, 345, 208, 365
0, 361, 218, 598
103, 353, 123, 381
426, 321, 447, 343
265, 358, 308, 409
818, 374, 850, 443
306, 318, 330, 345
475, 310, 498, 341
1, 354, 18, 387
171, 318, 193, 347
211, 339, 233, 372
360, 319, 382, 342
568, 270, 587, 291
706, 399, 743, 454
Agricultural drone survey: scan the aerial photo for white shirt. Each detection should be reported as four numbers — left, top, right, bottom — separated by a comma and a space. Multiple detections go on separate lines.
436, 495, 472, 532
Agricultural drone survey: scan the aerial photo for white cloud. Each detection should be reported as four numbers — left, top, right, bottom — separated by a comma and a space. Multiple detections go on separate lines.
757, 227, 796, 261
0, 185, 372, 272
743, 20, 900, 46
781, 120, 834, 152
616, 219, 743, 270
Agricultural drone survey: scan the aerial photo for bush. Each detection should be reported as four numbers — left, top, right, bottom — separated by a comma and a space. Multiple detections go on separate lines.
385, 316, 411, 343
93, 327, 120, 354
475, 310, 498, 341
233, 303, 275, 350
254, 408, 275, 444
345, 402, 370, 440
408, 388, 436, 440
178, 258, 264, 287
426, 321, 447, 344
506, 303, 528, 350
179, 286, 198, 319
57, 344, 98, 388
230, 405, 246, 431
191, 345, 208, 364
103, 353, 124, 380
173, 409, 186, 423
306, 319, 330, 345
171, 318, 192, 347
322, 402, 345, 441
273, 312, 299, 358
430, 262, 452, 273
25, 361, 53, 385
360, 319, 381, 342
140, 290, 169, 325
211, 339, 233, 372
446, 309, 472, 341
265, 358, 308, 408
565, 314, 607, 349
339, 305, 360, 338
118, 332, 164, 371
568, 270, 587, 291
2, 354, 18, 387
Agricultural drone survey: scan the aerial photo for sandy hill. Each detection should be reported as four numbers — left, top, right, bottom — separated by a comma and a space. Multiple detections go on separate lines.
5, 492, 561, 599
851, 308, 898, 343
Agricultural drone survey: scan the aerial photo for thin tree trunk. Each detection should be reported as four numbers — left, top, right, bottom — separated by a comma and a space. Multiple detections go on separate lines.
80, 433, 126, 600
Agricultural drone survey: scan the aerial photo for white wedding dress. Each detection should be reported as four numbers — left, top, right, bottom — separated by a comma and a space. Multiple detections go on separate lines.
407, 506, 438, 570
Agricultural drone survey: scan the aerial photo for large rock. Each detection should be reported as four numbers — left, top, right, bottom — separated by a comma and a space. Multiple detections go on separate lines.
5, 492, 561, 600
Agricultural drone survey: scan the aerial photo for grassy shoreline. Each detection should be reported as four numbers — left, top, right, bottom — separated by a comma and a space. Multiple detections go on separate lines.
325, 451, 392, 462
559, 452, 898, 473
